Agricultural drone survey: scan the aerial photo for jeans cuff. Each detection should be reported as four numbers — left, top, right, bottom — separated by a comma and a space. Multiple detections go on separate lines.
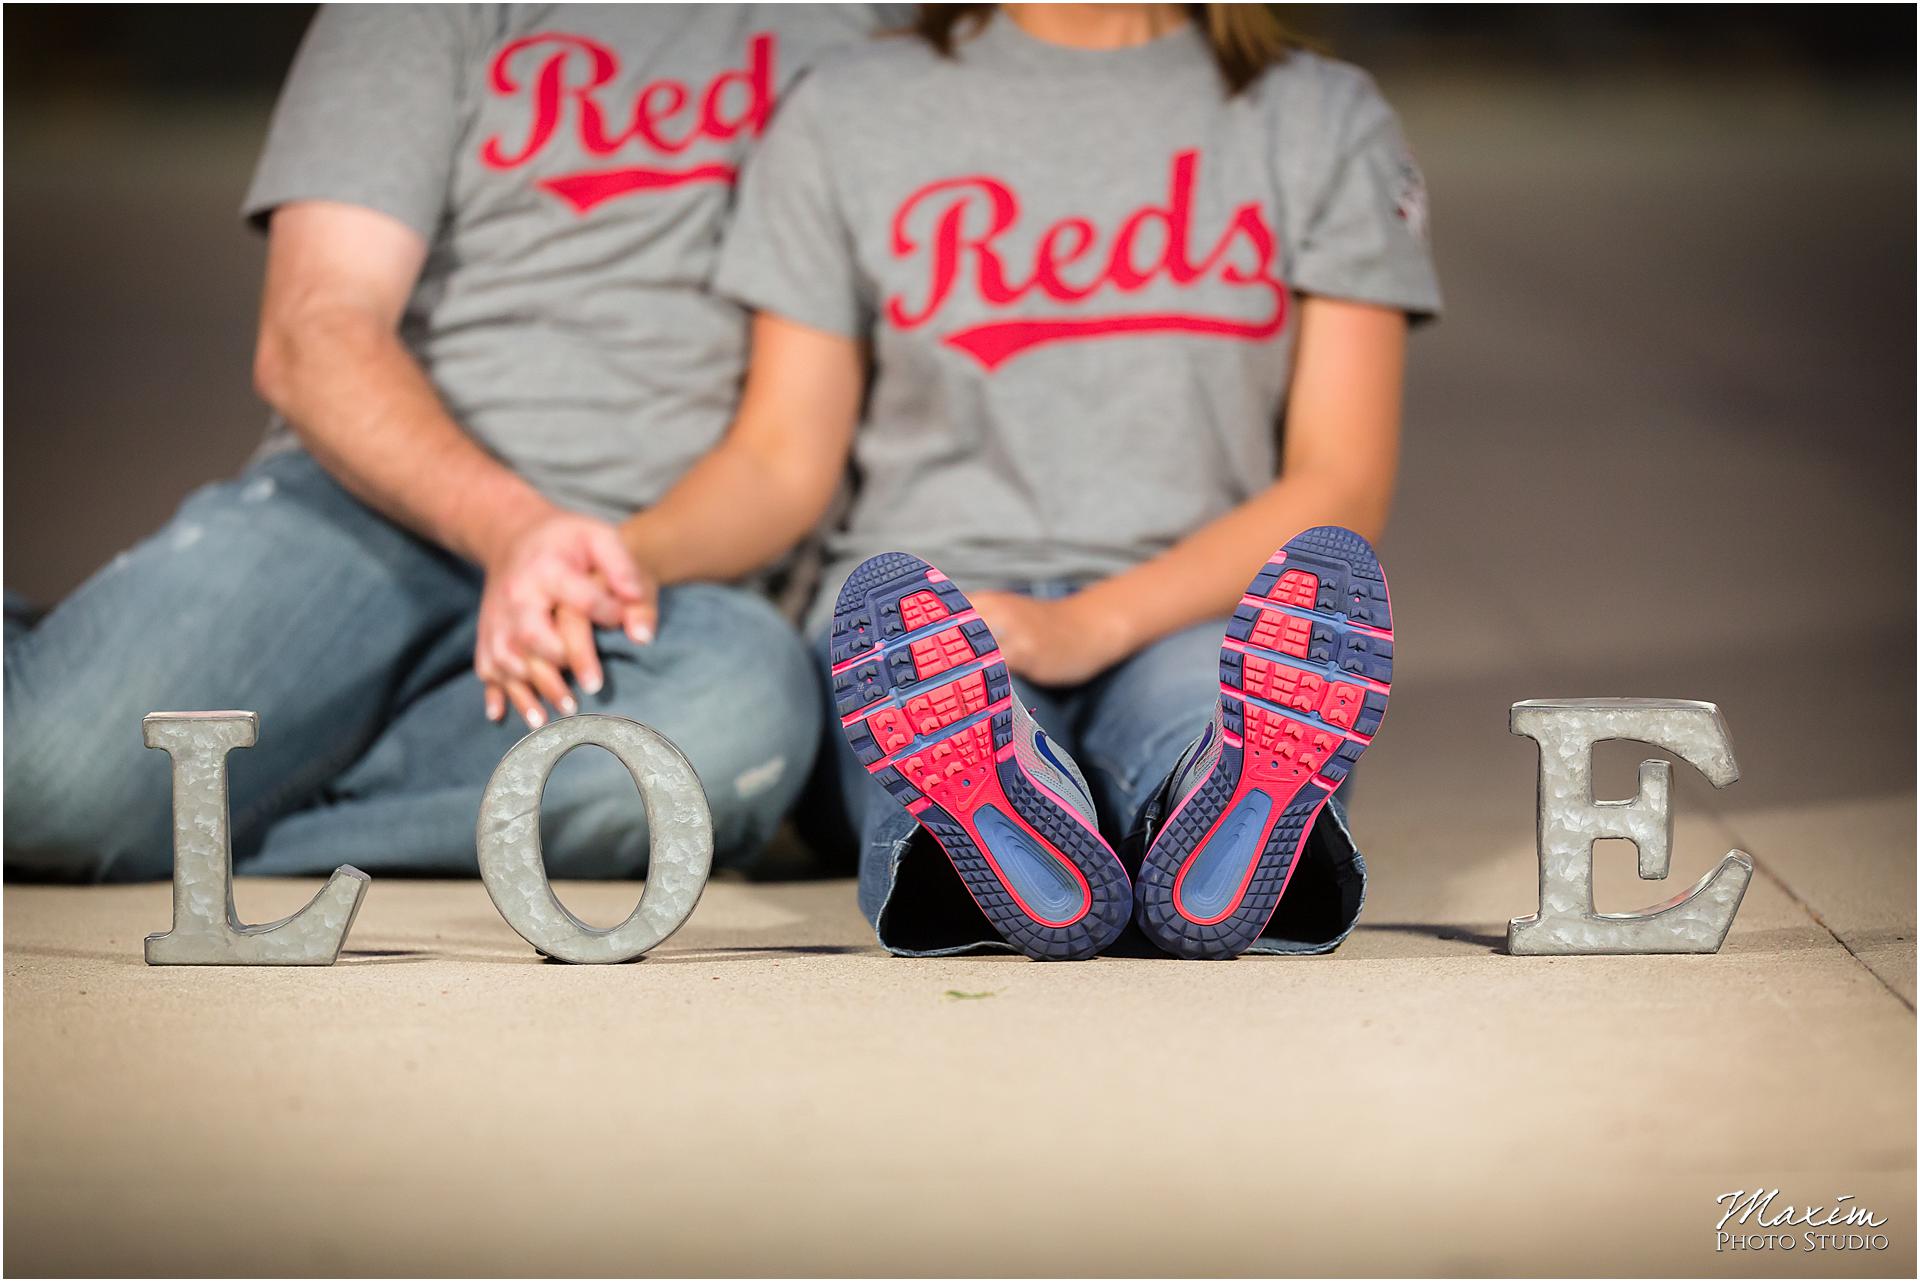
1243, 799, 1368, 955
864, 810, 1018, 958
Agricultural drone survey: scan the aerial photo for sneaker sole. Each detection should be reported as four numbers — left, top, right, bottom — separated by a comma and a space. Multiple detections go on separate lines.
830, 553, 1132, 961
1135, 526, 1394, 960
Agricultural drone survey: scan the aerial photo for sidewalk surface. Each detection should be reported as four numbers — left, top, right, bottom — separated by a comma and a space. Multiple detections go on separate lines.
5, 77, 1915, 1276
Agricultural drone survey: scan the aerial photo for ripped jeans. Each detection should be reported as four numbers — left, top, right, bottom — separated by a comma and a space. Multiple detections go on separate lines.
818, 582, 1367, 956
4, 448, 821, 882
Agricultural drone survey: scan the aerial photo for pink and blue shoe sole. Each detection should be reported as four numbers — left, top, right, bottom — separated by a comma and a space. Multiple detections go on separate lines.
1135, 526, 1394, 960
830, 554, 1132, 961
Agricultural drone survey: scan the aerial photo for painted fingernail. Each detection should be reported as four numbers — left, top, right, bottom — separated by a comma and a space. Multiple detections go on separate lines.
580, 672, 603, 695
559, 695, 577, 717
629, 622, 654, 644
525, 707, 546, 729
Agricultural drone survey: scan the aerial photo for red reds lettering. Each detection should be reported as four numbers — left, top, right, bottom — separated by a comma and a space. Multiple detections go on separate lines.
887, 150, 1288, 369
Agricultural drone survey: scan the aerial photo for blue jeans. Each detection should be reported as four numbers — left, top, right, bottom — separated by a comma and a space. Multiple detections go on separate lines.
4, 449, 821, 882
819, 582, 1367, 956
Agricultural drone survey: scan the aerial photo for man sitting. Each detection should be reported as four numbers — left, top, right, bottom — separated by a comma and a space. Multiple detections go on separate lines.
4, 5, 886, 880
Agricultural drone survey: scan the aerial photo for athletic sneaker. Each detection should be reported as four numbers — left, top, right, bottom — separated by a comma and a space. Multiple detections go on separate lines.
1133, 526, 1394, 960
829, 553, 1132, 961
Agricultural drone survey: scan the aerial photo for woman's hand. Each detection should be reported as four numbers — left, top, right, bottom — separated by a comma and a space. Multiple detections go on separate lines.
475, 510, 656, 728
968, 591, 1131, 687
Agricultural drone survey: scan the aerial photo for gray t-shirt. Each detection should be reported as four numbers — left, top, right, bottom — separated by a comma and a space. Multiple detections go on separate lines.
245, 3, 891, 521
714, 14, 1441, 609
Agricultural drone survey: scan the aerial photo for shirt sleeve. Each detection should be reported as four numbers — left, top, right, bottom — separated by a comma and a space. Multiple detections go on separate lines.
1289, 70, 1442, 319
712, 75, 869, 340
242, 4, 473, 240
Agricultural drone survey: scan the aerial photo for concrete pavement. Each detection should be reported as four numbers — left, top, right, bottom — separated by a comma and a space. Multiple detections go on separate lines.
4, 859, 1911, 1276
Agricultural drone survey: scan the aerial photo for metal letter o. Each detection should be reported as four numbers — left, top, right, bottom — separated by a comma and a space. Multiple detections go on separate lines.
476, 715, 714, 963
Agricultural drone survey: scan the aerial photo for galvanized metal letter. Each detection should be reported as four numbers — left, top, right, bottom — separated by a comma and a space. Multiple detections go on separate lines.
1508, 698, 1752, 955
476, 715, 712, 963
143, 711, 369, 965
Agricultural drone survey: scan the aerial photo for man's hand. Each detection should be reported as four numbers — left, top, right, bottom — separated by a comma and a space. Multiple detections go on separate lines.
968, 591, 1131, 688
475, 509, 656, 727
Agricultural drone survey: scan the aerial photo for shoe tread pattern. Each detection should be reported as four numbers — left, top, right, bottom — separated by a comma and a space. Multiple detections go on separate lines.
834, 554, 1130, 960
1136, 526, 1393, 960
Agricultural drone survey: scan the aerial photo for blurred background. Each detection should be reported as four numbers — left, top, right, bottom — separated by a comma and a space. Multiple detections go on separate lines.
5, 3, 1912, 604
4, 7, 1914, 1275
7, 0, 1914, 869
5, 3, 1912, 600
4, 1, 1915, 877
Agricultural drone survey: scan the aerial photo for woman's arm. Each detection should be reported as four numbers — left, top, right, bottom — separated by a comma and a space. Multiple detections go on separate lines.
622, 312, 866, 585
973, 296, 1408, 685
476, 311, 864, 727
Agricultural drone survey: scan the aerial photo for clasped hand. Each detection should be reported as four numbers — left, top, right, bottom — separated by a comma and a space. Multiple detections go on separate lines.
963, 590, 1128, 688
473, 510, 656, 728
474, 525, 1131, 728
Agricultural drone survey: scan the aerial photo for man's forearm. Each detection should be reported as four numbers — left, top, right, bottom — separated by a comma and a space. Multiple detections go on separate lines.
255, 307, 554, 568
